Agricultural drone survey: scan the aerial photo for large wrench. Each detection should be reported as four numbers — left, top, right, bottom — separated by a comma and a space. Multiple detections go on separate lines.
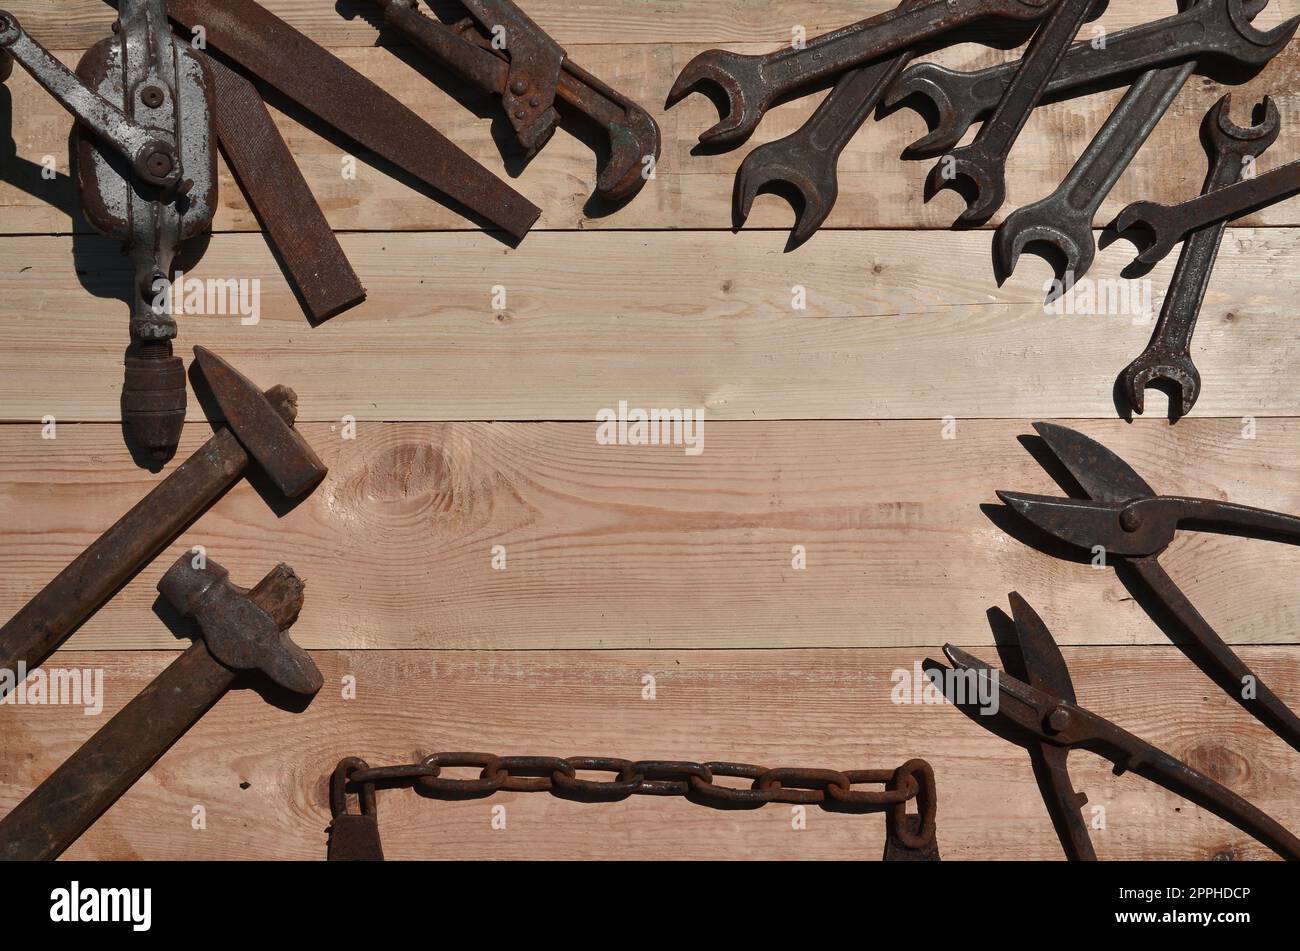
994, 58, 1197, 285
928, 0, 1097, 224
886, 0, 1296, 158
371, 0, 660, 203
1118, 95, 1280, 418
1117, 153, 1300, 265
667, 0, 1059, 149
734, 0, 926, 247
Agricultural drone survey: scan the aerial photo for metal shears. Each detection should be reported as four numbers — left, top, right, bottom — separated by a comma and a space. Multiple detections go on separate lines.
997, 422, 1300, 753
930, 593, 1300, 860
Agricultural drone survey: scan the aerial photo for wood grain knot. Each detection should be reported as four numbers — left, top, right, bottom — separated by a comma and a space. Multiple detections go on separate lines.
1182, 742, 1251, 788
329, 435, 495, 537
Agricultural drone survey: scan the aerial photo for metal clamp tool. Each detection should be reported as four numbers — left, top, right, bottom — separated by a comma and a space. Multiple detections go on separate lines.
929, 594, 1300, 860
1, 1, 217, 462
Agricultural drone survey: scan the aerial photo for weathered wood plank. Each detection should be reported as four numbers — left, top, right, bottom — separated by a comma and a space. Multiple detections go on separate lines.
0, 229, 1296, 421
1, 27, 1296, 232
1, 648, 1293, 860
12, 0, 1286, 49
3, 420, 1300, 652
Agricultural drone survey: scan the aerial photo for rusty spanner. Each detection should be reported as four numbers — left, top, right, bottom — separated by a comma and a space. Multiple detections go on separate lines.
1118, 96, 1280, 418
667, 0, 1061, 149
886, 0, 1297, 158
994, 59, 1198, 287
1117, 153, 1300, 266
928, 0, 1096, 224
734, 0, 927, 247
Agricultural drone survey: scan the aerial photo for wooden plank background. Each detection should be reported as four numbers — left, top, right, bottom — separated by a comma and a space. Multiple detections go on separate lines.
1, 0, 1299, 860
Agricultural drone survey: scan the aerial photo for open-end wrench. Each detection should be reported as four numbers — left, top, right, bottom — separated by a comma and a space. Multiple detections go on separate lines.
734, 0, 926, 247
1118, 95, 1279, 418
886, 0, 1295, 158
1117, 153, 1300, 265
667, 0, 1060, 149
994, 58, 1197, 286
928, 0, 1097, 224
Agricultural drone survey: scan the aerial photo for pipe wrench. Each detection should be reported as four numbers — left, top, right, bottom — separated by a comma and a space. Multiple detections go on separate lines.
369, 0, 660, 203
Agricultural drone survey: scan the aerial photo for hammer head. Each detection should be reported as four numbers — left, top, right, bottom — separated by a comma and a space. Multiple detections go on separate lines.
193, 346, 328, 498
158, 554, 323, 696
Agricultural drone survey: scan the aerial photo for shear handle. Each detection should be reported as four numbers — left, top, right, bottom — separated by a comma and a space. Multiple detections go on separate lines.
1037, 744, 1098, 861
1135, 496, 1300, 546
1056, 703, 1300, 860
1129, 558, 1300, 753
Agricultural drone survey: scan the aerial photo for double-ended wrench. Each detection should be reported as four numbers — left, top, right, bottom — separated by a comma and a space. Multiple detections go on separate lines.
668, 0, 1061, 149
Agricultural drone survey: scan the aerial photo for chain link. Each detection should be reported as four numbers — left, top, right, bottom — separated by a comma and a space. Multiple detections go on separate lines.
332, 751, 938, 851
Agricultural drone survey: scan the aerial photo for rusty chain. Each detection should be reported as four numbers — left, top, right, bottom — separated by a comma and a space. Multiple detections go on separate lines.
331, 752, 938, 855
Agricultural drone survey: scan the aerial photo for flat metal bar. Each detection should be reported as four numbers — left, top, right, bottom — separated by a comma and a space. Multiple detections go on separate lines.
160, 0, 541, 238
204, 51, 366, 322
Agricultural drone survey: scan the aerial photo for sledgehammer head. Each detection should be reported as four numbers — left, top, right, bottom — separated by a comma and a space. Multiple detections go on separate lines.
193, 346, 327, 498
158, 554, 323, 696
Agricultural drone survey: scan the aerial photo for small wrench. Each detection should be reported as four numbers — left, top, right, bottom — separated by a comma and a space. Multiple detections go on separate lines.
1117, 152, 1300, 265
1118, 94, 1280, 418
734, 0, 925, 247
667, 0, 1059, 149
886, 0, 1294, 158
928, 0, 1097, 224
994, 58, 1197, 286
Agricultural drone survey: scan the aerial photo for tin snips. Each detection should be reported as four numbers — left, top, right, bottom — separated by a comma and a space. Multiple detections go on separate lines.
928, 594, 1300, 860
997, 422, 1300, 755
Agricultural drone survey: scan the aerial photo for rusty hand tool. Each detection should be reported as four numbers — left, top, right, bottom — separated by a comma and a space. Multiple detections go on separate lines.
734, 0, 926, 248
203, 52, 366, 324
1, 1, 217, 461
1116, 154, 1300, 267
0, 347, 326, 696
330, 754, 939, 861
0, 555, 321, 861
995, 59, 1198, 287
369, 0, 660, 204
931, 595, 1300, 860
886, 0, 1295, 158
998, 422, 1300, 754
1119, 95, 1280, 418
153, 0, 540, 239
927, 0, 1100, 224
666, 0, 1061, 150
